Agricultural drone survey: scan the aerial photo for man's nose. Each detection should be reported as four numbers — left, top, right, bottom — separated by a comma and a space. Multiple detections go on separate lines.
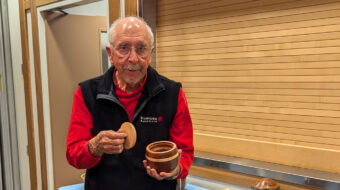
128, 48, 139, 62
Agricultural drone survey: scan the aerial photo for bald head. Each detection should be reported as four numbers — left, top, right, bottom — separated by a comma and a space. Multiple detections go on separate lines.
108, 17, 154, 47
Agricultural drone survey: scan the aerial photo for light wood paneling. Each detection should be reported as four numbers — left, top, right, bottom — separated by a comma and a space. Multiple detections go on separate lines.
158, 0, 340, 26
25, 0, 31, 9
109, 0, 120, 24
157, 0, 340, 175
125, 0, 137, 16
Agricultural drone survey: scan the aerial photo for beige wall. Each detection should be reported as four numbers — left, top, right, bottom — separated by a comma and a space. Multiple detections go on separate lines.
156, 0, 340, 182
44, 12, 106, 188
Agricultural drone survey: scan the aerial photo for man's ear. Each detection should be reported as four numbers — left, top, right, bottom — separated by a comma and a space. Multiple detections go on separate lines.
106, 45, 114, 64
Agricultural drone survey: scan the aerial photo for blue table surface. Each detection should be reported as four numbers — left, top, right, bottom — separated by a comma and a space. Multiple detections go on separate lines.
58, 183, 208, 190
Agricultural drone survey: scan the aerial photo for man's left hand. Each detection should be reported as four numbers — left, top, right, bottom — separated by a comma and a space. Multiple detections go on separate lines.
143, 149, 181, 181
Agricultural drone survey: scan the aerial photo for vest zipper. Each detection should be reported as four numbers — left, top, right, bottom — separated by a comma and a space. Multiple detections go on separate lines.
132, 85, 165, 122
96, 93, 130, 121
97, 84, 165, 123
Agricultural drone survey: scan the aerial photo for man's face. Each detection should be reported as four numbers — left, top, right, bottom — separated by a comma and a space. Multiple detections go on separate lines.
106, 18, 153, 86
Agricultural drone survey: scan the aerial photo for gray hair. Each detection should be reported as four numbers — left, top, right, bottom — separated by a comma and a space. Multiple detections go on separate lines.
108, 17, 154, 47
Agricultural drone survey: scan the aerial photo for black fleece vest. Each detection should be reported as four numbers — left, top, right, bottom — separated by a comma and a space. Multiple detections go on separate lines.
79, 66, 181, 190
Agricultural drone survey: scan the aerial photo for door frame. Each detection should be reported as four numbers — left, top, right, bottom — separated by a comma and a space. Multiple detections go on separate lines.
21, 0, 136, 188
28, 0, 112, 189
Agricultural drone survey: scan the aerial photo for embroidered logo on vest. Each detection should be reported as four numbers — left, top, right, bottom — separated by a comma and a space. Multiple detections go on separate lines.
140, 116, 163, 123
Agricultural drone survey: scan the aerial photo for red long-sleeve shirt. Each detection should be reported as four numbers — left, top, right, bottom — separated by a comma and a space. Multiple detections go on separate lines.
66, 79, 194, 178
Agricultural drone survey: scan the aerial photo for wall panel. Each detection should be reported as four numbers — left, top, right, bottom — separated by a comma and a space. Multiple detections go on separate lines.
156, 0, 340, 174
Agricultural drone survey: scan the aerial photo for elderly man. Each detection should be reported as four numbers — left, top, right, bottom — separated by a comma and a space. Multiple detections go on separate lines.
66, 17, 194, 190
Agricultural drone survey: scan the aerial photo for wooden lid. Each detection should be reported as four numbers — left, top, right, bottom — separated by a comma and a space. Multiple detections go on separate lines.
120, 122, 136, 149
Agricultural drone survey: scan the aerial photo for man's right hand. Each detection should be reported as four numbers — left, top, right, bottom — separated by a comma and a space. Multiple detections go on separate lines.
88, 130, 127, 157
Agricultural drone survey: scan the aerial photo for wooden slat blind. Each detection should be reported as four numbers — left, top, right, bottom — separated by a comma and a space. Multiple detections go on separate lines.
156, 0, 340, 174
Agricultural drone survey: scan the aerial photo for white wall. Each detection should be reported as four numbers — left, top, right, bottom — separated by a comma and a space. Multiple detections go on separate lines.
7, 0, 31, 189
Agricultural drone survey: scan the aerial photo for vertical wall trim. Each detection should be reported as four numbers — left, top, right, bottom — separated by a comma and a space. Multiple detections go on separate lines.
139, 0, 156, 67
125, 0, 137, 16
120, 0, 125, 17
136, 0, 139, 17
108, 0, 120, 24
26, 12, 42, 190
17, 0, 38, 189
29, 0, 48, 189
35, 1, 89, 189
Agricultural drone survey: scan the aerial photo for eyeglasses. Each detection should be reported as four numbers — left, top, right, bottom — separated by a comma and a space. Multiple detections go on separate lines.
115, 44, 150, 58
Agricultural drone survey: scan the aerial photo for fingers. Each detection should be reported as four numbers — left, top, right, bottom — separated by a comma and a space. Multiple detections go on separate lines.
143, 160, 173, 181
103, 143, 124, 154
178, 149, 182, 156
159, 165, 179, 179
92, 130, 127, 155
100, 130, 127, 140
100, 135, 125, 146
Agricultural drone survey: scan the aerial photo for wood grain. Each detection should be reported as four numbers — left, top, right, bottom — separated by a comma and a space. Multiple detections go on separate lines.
125, 0, 137, 16
18, 0, 37, 189
157, 0, 340, 175
108, 0, 120, 24
30, 0, 48, 189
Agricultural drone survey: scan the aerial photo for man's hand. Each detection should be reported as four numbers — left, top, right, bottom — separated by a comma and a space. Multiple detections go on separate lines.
88, 129, 127, 157
143, 149, 182, 181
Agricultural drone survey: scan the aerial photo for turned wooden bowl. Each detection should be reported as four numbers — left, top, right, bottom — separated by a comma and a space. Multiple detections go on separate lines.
251, 178, 280, 190
145, 141, 179, 173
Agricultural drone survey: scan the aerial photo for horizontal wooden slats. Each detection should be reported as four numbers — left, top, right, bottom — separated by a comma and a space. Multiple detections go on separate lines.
188, 98, 340, 111
169, 76, 340, 83
194, 128, 340, 152
158, 2, 340, 33
157, 0, 340, 174
185, 87, 340, 97
186, 92, 340, 104
158, 0, 340, 26
190, 108, 340, 125
158, 11, 340, 41
158, 39, 340, 57
194, 121, 340, 142
158, 0, 294, 24
157, 62, 340, 72
158, 25, 340, 47
157, 54, 340, 67
189, 103, 340, 118
191, 114, 340, 132
158, 31, 340, 53
183, 82, 340, 89
158, 0, 224, 13
194, 133, 340, 174
194, 125, 340, 148
158, 0, 251, 17
162, 68, 340, 77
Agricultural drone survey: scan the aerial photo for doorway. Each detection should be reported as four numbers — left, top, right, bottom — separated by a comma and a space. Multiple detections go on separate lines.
25, 0, 110, 188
